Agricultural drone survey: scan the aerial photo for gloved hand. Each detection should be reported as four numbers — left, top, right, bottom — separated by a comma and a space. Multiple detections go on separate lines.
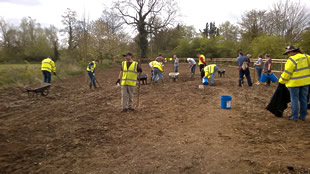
53, 72, 56, 75
116, 79, 120, 85
93, 73, 95, 76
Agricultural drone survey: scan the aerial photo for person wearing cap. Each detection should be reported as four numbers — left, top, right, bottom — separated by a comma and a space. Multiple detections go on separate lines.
117, 52, 142, 112
41, 56, 56, 83
86, 59, 99, 89
187, 58, 196, 78
203, 64, 218, 86
279, 46, 310, 121
197, 52, 206, 79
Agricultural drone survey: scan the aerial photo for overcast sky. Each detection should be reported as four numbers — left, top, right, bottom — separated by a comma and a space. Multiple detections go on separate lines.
0, 0, 309, 33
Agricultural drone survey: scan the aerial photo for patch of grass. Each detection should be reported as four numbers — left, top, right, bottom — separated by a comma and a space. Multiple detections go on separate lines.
0, 59, 114, 88
0, 63, 42, 88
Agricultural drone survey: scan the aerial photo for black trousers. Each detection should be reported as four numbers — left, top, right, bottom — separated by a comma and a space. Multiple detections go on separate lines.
199, 64, 205, 79
42, 70, 51, 83
239, 68, 252, 86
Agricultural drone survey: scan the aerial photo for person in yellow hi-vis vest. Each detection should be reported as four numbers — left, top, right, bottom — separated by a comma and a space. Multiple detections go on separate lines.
117, 52, 142, 112
203, 64, 218, 86
197, 52, 206, 79
279, 46, 310, 121
41, 56, 56, 83
149, 60, 158, 82
86, 59, 99, 89
152, 61, 164, 84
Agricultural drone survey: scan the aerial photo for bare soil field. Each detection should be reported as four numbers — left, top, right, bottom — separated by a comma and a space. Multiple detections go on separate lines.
0, 63, 309, 174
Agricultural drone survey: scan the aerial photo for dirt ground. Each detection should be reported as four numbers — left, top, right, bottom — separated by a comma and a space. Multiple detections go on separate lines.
0, 63, 310, 174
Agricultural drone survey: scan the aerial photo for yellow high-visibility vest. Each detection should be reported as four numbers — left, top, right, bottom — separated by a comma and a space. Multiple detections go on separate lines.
149, 61, 157, 69
121, 61, 138, 86
41, 58, 56, 73
198, 54, 206, 65
153, 61, 164, 72
169, 58, 173, 61
279, 53, 310, 87
204, 64, 216, 78
86, 61, 97, 72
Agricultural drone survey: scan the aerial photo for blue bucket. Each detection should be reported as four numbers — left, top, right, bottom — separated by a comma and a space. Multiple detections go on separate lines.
259, 73, 268, 82
268, 73, 278, 83
221, 96, 232, 109
202, 77, 208, 85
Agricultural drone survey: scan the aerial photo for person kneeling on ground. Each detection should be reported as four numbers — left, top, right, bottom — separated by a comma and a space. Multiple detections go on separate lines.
279, 46, 310, 121
117, 52, 142, 112
203, 64, 218, 86
86, 59, 99, 89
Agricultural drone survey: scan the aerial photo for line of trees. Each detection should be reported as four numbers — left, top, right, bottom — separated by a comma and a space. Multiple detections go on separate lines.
0, 0, 309, 63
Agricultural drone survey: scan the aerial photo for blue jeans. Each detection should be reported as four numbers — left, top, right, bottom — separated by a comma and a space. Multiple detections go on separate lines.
88, 71, 95, 85
42, 70, 51, 83
239, 68, 252, 86
191, 64, 196, 74
210, 66, 218, 84
289, 85, 309, 120
174, 65, 179, 72
256, 67, 262, 81
152, 68, 163, 83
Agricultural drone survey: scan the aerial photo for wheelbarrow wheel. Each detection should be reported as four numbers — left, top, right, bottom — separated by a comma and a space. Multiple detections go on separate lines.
41, 89, 49, 96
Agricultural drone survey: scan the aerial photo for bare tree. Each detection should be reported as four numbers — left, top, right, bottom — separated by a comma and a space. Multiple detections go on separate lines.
113, 0, 178, 58
239, 9, 268, 40
45, 25, 59, 60
61, 8, 78, 50
101, 9, 124, 34
218, 21, 239, 41
268, 0, 310, 43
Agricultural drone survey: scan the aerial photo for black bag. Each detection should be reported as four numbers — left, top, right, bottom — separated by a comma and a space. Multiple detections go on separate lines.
304, 54, 310, 109
266, 83, 291, 117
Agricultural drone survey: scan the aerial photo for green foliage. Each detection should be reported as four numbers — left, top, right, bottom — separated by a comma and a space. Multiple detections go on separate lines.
0, 59, 113, 88
0, 17, 58, 63
174, 38, 195, 57
217, 38, 239, 57
299, 30, 310, 53
250, 35, 285, 58
0, 63, 42, 88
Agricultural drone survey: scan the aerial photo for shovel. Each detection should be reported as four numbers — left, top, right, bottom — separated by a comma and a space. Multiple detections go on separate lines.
94, 76, 102, 88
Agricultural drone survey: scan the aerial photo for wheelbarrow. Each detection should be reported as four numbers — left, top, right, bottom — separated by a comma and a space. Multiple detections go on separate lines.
23, 82, 51, 97
169, 72, 179, 82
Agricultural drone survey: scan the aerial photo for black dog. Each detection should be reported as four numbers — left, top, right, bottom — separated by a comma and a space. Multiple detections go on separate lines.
138, 74, 148, 85
217, 69, 226, 77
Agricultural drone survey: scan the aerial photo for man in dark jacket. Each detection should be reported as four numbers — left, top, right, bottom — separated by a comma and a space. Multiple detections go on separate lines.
237, 52, 252, 87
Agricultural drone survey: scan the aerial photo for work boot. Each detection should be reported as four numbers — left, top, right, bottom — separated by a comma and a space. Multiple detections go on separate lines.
93, 83, 97, 89
89, 84, 92, 90
121, 109, 128, 112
